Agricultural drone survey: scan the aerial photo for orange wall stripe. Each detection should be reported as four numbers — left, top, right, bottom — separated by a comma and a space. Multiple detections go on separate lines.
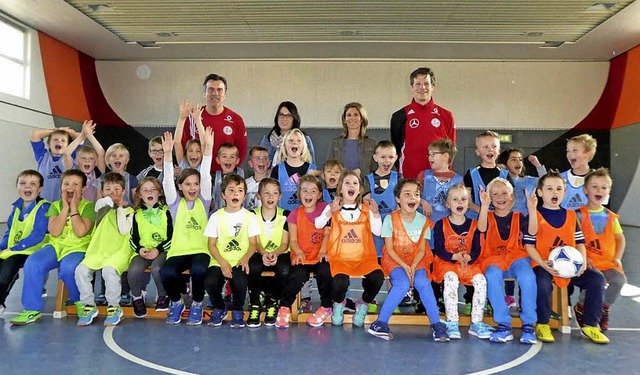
612, 44, 640, 129
38, 32, 90, 122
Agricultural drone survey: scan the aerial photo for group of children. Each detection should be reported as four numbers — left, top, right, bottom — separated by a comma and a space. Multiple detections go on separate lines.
0, 110, 625, 347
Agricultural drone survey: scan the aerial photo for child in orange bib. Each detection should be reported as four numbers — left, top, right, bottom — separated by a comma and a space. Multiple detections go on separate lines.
577, 168, 626, 331
432, 184, 491, 339
276, 175, 333, 329
315, 171, 384, 328
368, 179, 449, 342
525, 170, 608, 344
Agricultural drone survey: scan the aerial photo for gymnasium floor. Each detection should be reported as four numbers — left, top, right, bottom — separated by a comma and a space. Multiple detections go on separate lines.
1, 226, 639, 375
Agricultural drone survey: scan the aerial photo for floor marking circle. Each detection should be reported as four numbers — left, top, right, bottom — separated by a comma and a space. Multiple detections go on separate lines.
466, 341, 542, 375
103, 326, 199, 375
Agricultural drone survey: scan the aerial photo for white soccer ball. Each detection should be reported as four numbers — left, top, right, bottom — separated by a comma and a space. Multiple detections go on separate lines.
548, 246, 584, 278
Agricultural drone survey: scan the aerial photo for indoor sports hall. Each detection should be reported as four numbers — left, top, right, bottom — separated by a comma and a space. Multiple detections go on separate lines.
1, 1, 640, 374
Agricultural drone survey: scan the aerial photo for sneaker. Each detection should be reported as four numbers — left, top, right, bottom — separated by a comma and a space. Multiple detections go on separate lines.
344, 298, 356, 313
505, 295, 517, 308
247, 305, 262, 328
95, 294, 107, 306
0, 304, 5, 316
520, 324, 537, 344
41, 288, 47, 298
331, 301, 346, 326
155, 296, 170, 312
573, 303, 585, 327
535, 323, 555, 342
74, 301, 84, 316
77, 305, 99, 326
166, 300, 185, 324
444, 320, 461, 339
298, 298, 312, 314
399, 290, 415, 306
120, 294, 132, 306
264, 302, 278, 327
469, 322, 493, 339
415, 301, 426, 314
230, 310, 246, 328
432, 322, 450, 342
463, 302, 472, 315
581, 325, 610, 344
132, 296, 147, 318
104, 306, 123, 326
11, 310, 42, 325
367, 300, 379, 314
275, 306, 291, 329
307, 306, 332, 327
187, 303, 203, 326
353, 300, 369, 327
490, 323, 514, 343
600, 305, 609, 331
368, 320, 392, 340
208, 307, 227, 327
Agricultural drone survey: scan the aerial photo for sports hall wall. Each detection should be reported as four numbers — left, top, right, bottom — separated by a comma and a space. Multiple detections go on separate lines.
2, 28, 640, 225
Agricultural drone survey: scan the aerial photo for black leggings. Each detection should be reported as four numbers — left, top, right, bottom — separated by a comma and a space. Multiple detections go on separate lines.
332, 270, 384, 304
0, 255, 28, 305
280, 261, 333, 309
205, 266, 249, 311
160, 253, 210, 303
248, 253, 291, 305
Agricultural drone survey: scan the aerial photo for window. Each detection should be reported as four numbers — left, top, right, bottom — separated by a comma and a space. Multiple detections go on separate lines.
0, 17, 29, 98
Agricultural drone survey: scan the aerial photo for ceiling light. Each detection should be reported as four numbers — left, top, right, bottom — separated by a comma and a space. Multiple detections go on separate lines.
136, 41, 160, 49
156, 32, 178, 37
525, 32, 543, 37
585, 2, 617, 12
87, 4, 113, 13
540, 41, 565, 48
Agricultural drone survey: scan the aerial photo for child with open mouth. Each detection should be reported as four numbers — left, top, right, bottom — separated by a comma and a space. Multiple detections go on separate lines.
212, 143, 245, 211
561, 134, 598, 210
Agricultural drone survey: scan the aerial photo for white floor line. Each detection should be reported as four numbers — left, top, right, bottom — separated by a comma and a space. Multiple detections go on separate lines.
103, 326, 199, 375
465, 341, 542, 375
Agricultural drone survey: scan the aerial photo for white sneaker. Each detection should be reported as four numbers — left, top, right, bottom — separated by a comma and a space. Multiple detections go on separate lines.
0, 304, 5, 315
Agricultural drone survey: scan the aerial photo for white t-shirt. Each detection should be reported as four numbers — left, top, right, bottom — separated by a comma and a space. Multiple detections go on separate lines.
204, 207, 261, 239
244, 176, 261, 210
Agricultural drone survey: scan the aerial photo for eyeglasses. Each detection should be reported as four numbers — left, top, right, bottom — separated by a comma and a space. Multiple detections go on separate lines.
428, 151, 446, 157
149, 149, 163, 154
278, 113, 293, 119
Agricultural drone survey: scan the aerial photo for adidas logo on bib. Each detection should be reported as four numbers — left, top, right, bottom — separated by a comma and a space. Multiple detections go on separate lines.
379, 201, 392, 215
48, 165, 64, 180
341, 229, 361, 244
225, 239, 242, 252
185, 217, 201, 230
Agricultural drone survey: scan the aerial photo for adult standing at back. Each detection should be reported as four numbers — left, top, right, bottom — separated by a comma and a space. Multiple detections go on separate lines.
326, 102, 378, 176
259, 101, 316, 167
390, 67, 456, 179
180, 73, 248, 172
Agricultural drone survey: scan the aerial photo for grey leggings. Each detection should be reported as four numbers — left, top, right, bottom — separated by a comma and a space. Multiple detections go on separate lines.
127, 252, 167, 298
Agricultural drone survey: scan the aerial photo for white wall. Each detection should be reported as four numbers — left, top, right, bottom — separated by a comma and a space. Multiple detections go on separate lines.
0, 29, 53, 220
96, 60, 608, 130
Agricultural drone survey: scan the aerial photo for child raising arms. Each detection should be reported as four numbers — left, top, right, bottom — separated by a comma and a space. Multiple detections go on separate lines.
432, 184, 492, 340
368, 179, 448, 341
315, 171, 384, 328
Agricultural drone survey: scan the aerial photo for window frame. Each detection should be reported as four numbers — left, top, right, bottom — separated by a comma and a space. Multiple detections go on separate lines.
0, 16, 30, 99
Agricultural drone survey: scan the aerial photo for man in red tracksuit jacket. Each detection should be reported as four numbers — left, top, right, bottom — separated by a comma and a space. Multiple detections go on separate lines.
390, 67, 456, 179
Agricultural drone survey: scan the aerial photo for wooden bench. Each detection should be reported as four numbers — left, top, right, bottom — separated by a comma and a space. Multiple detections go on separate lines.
54, 273, 569, 332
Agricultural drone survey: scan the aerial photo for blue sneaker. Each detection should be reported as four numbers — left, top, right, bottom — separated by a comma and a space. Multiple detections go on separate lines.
166, 300, 185, 324
520, 324, 537, 344
444, 320, 461, 339
77, 305, 98, 326
368, 320, 392, 340
208, 307, 227, 327
230, 310, 245, 328
490, 323, 514, 343
331, 301, 346, 326
353, 300, 369, 327
432, 322, 450, 342
104, 306, 123, 326
95, 294, 107, 306
469, 322, 493, 339
187, 303, 203, 326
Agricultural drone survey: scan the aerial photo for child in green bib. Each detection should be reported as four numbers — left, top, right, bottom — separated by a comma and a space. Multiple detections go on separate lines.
159, 129, 214, 326
12, 169, 95, 326
75, 172, 134, 326
204, 174, 261, 328
246, 178, 290, 327
0, 170, 50, 316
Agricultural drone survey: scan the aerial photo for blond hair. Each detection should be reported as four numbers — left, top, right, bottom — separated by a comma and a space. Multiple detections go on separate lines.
568, 134, 597, 161
105, 143, 130, 169
277, 129, 313, 164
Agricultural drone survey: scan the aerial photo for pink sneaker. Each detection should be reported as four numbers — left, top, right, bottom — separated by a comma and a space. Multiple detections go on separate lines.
505, 296, 516, 308
276, 306, 291, 329
307, 306, 332, 327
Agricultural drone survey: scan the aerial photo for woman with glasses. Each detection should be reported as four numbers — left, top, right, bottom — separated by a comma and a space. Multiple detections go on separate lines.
326, 102, 378, 177
259, 101, 316, 167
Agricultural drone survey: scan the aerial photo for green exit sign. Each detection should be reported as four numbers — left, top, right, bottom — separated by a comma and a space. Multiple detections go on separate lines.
498, 134, 512, 143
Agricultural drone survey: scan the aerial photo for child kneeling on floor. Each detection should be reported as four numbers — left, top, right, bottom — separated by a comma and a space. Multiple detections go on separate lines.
368, 179, 448, 341
75, 172, 134, 326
